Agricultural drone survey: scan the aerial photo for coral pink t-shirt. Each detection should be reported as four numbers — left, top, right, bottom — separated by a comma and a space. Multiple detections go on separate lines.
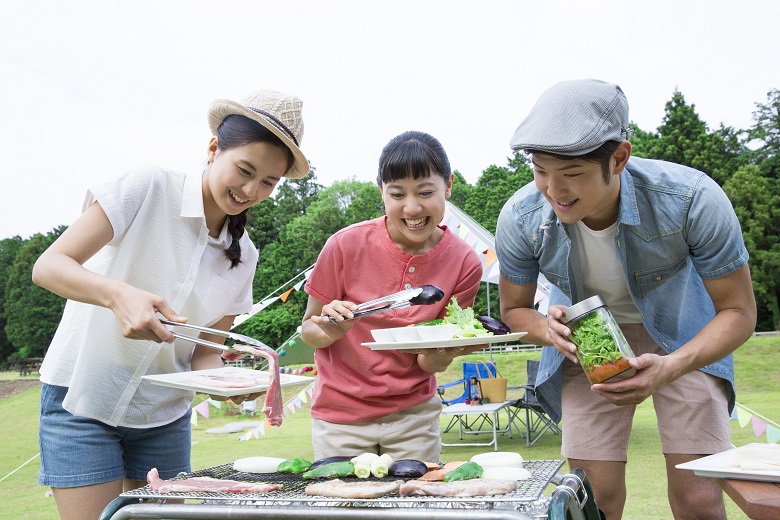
305, 216, 482, 424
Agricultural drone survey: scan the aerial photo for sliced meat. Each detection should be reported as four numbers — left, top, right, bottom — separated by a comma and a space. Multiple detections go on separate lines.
399, 478, 518, 497
230, 344, 283, 426
420, 461, 465, 481
146, 468, 282, 494
305, 479, 404, 499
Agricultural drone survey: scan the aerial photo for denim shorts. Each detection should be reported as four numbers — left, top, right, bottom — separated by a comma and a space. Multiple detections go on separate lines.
38, 383, 191, 488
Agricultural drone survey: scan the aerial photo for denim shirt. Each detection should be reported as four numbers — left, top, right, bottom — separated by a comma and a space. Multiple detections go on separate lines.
495, 157, 749, 422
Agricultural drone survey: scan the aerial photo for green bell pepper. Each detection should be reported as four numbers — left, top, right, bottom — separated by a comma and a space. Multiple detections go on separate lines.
277, 457, 312, 474
442, 461, 483, 482
301, 461, 355, 480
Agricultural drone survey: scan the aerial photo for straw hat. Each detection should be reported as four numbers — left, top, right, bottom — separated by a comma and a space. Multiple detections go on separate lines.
208, 89, 310, 178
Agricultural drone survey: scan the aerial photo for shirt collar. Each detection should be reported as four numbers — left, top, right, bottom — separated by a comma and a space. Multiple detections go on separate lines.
181, 169, 231, 247
181, 170, 205, 219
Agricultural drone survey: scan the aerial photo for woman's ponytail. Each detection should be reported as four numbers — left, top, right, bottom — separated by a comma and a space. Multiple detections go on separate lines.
225, 210, 248, 268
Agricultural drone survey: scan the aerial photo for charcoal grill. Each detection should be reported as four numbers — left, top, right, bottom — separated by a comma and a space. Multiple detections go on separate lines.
100, 459, 564, 520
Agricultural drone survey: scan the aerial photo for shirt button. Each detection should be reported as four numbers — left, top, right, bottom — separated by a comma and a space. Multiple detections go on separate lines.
656, 275, 662, 281
404, 283, 412, 289
408, 266, 416, 273
199, 239, 206, 245
132, 377, 141, 384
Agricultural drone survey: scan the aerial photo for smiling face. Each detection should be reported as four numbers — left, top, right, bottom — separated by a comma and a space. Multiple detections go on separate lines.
381, 172, 453, 255
531, 143, 629, 230
202, 137, 288, 234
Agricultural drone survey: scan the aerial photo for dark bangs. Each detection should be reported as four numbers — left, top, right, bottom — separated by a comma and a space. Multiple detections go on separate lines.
376, 131, 451, 185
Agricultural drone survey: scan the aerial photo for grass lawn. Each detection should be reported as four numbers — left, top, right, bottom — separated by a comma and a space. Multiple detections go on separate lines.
1, 336, 778, 519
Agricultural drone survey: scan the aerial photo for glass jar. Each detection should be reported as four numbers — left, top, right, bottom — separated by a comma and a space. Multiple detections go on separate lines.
560, 295, 635, 384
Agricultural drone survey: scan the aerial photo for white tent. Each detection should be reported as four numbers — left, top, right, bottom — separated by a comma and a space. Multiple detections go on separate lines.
442, 201, 551, 315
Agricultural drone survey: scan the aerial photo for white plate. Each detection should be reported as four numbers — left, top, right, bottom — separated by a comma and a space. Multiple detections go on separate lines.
142, 367, 312, 397
362, 332, 527, 351
675, 443, 780, 483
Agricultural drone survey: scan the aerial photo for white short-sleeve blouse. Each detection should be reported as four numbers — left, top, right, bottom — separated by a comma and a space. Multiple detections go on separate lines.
39, 166, 258, 427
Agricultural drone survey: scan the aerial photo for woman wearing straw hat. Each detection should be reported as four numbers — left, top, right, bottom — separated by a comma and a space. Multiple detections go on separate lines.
32, 89, 309, 520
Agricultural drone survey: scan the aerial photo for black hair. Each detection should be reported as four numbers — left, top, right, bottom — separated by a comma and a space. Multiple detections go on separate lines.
376, 131, 451, 186
216, 114, 294, 268
526, 141, 622, 184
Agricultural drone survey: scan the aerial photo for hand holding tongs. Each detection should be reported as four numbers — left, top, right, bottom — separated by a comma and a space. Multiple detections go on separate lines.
325, 284, 444, 324
160, 319, 273, 353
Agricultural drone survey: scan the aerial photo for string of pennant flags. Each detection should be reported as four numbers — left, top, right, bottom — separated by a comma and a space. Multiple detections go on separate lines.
733, 402, 780, 443
190, 380, 317, 441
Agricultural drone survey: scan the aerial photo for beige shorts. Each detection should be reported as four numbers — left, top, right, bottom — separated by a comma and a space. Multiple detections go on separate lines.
561, 323, 731, 462
311, 395, 442, 462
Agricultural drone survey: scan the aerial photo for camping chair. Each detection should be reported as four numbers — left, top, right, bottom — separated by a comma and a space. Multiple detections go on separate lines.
548, 468, 605, 520
508, 359, 561, 447
436, 361, 497, 406
437, 361, 499, 434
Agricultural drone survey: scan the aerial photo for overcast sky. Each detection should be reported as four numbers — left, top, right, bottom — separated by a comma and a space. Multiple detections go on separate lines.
2, 0, 779, 240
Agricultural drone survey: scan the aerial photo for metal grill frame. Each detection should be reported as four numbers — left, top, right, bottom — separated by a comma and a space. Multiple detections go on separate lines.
120, 459, 564, 507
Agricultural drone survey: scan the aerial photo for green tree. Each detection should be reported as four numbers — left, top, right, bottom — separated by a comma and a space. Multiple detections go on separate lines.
722, 165, 780, 330
4, 228, 66, 359
0, 236, 24, 365
641, 90, 744, 185
748, 88, 780, 178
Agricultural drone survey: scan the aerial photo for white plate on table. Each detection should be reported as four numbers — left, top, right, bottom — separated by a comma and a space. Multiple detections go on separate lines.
675, 443, 780, 483
362, 332, 527, 351
142, 367, 312, 397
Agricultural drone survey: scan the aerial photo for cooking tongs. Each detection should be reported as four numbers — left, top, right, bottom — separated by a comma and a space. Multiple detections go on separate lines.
160, 319, 272, 353
326, 284, 444, 324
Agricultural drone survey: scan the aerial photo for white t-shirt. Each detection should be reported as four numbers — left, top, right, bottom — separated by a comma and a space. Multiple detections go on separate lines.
574, 220, 642, 324
39, 166, 257, 427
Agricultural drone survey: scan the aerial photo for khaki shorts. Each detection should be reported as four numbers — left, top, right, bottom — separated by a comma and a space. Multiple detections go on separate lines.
312, 395, 442, 462
561, 323, 731, 462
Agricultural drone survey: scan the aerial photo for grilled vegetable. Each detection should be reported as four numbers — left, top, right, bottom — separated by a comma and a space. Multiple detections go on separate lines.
370, 454, 393, 478
409, 285, 445, 306
308, 456, 355, 472
277, 457, 312, 474
442, 461, 483, 482
302, 461, 355, 480
351, 453, 379, 479
388, 459, 429, 478
476, 316, 510, 335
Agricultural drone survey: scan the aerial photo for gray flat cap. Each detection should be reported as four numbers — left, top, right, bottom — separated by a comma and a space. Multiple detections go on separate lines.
510, 79, 630, 156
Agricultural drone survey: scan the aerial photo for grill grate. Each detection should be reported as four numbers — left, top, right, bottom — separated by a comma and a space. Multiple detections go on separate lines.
120, 459, 564, 507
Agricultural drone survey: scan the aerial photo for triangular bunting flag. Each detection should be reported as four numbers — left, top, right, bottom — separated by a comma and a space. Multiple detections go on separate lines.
233, 314, 251, 327
736, 407, 752, 428
190, 409, 198, 426
307, 385, 315, 398
287, 402, 296, 414
767, 425, 780, 444
207, 399, 222, 409
252, 427, 260, 439
298, 390, 308, 404
293, 397, 302, 409
752, 416, 768, 437
239, 430, 251, 441
194, 400, 210, 419
484, 249, 498, 269
280, 288, 294, 302
465, 232, 478, 247
458, 224, 469, 240
294, 279, 305, 291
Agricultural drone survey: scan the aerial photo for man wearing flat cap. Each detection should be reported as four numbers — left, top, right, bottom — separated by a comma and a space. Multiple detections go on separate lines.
495, 79, 756, 519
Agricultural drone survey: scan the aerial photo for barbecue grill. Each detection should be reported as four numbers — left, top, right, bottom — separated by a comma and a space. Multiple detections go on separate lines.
100, 459, 566, 520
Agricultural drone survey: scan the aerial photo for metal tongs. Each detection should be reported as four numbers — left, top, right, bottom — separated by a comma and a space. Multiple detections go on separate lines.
160, 319, 273, 353
325, 284, 444, 324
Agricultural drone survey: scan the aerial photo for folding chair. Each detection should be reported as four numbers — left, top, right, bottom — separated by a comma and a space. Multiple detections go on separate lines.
508, 359, 561, 446
436, 361, 497, 406
548, 468, 604, 520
